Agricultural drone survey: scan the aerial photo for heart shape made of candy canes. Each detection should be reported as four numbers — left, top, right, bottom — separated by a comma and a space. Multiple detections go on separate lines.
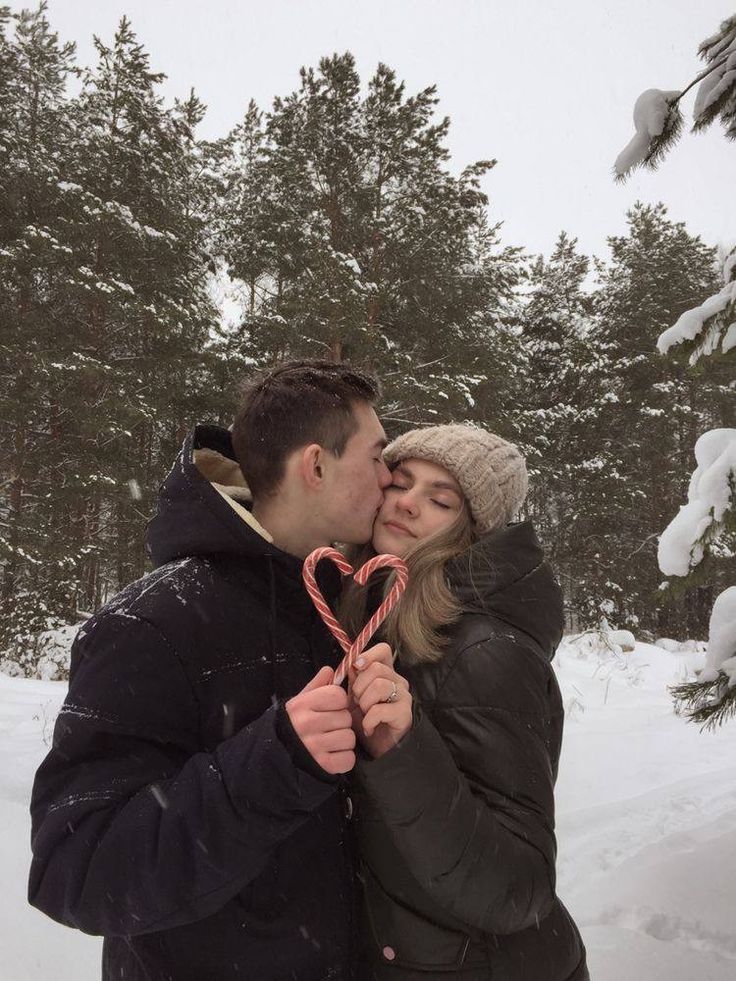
302, 547, 409, 685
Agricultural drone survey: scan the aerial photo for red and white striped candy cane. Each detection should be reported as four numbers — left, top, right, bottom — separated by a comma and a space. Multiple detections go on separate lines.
302, 547, 355, 659
302, 547, 409, 685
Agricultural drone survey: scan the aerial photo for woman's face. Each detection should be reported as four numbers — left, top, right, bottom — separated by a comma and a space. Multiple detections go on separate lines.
372, 457, 466, 558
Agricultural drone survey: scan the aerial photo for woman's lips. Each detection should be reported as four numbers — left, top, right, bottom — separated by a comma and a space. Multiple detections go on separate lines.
383, 520, 414, 536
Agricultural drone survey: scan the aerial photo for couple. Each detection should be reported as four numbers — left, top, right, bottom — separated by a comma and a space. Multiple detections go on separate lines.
28, 360, 588, 980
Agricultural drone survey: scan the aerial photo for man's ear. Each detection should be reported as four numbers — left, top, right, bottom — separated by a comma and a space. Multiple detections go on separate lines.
299, 443, 325, 489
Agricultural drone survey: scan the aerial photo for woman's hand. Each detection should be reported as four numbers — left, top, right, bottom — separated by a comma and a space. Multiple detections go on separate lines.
348, 643, 413, 759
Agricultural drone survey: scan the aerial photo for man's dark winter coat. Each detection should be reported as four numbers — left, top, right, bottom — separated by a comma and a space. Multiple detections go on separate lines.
28, 425, 356, 981
353, 522, 589, 980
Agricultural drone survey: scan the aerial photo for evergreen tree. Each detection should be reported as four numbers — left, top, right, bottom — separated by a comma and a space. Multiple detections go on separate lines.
213, 54, 523, 428
0, 11, 217, 661
613, 14, 736, 726
586, 203, 723, 637
514, 233, 605, 625
209, 97, 287, 381
0, 2, 79, 648
58, 17, 216, 603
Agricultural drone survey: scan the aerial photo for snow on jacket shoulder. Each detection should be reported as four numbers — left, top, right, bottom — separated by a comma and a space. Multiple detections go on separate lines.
28, 425, 356, 981
353, 522, 588, 980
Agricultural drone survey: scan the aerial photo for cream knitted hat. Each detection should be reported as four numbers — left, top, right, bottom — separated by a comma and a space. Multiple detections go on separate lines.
382, 424, 528, 533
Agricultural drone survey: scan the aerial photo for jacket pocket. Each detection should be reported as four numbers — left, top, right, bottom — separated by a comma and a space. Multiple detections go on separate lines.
361, 863, 473, 972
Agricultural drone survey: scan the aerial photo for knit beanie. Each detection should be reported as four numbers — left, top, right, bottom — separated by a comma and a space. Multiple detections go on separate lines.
382, 424, 528, 533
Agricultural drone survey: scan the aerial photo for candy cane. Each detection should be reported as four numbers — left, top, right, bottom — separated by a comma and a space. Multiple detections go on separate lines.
302, 547, 409, 685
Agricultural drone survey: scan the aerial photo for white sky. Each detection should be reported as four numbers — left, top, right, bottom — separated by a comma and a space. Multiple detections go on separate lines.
26, 0, 736, 262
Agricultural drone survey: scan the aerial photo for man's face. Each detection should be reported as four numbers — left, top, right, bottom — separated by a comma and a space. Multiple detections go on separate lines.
322, 402, 391, 545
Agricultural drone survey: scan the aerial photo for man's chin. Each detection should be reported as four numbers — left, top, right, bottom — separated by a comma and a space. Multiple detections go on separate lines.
334, 530, 374, 548
336, 519, 389, 551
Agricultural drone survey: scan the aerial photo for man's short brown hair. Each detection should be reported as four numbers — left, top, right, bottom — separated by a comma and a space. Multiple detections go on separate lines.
231, 360, 381, 499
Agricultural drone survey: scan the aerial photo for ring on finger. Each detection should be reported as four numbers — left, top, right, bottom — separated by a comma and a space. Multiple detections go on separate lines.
382, 680, 399, 704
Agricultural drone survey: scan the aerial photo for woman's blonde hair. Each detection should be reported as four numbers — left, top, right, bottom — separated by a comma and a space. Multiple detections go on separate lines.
338, 503, 476, 666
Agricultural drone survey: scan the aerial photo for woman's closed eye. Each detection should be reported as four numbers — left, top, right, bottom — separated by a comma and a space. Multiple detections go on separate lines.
389, 483, 452, 509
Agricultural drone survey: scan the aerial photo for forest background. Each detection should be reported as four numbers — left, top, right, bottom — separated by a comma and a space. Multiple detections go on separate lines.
1, 0, 734, 677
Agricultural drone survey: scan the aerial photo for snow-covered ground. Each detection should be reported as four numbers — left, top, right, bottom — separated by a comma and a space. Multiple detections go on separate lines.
0, 673, 101, 978
554, 636, 735, 979
1, 634, 734, 979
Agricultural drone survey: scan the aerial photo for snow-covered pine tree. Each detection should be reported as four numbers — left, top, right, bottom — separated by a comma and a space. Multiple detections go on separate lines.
514, 232, 605, 626
61, 17, 216, 602
613, 14, 736, 726
0, 2, 81, 653
1, 11, 218, 666
442, 207, 524, 434
588, 203, 724, 638
208, 97, 289, 382
212, 54, 522, 429
657, 243, 736, 726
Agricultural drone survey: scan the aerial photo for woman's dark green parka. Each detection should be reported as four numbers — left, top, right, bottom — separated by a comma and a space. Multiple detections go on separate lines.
352, 521, 589, 980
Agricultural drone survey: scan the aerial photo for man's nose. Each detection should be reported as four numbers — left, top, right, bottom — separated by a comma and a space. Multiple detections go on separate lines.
378, 460, 392, 488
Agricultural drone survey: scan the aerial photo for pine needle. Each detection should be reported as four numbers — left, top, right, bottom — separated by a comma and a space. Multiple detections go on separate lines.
671, 673, 736, 731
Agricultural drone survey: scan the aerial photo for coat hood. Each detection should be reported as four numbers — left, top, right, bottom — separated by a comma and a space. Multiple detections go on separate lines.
147, 424, 278, 568
146, 424, 340, 604
445, 521, 564, 658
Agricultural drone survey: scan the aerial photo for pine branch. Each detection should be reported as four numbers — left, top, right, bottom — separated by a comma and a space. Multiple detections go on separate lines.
670, 52, 733, 108
615, 23, 736, 181
642, 102, 685, 171
620, 106, 684, 184
671, 672, 736, 730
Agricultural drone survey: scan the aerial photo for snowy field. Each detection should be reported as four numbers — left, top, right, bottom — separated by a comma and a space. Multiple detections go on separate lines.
1, 634, 734, 980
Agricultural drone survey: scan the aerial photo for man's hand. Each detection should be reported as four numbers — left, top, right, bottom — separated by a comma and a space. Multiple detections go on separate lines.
285, 666, 356, 774
348, 643, 413, 759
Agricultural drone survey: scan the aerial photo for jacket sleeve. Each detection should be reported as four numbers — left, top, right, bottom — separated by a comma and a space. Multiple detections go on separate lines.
355, 637, 559, 935
28, 611, 337, 937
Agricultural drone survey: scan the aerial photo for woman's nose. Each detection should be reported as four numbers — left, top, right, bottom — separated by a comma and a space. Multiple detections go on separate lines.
396, 492, 418, 515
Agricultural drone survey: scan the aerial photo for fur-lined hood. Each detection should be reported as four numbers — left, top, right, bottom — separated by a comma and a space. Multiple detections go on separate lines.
146, 424, 278, 568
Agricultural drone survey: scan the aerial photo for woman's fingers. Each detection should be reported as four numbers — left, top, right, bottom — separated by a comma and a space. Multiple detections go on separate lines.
354, 675, 409, 716
348, 649, 413, 749
350, 661, 410, 704
353, 642, 393, 670
361, 701, 412, 740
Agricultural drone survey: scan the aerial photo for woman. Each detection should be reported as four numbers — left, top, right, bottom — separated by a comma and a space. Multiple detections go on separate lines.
342, 423, 589, 980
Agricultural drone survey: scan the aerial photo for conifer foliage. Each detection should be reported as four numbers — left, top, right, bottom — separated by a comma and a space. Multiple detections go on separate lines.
1, 5, 731, 688
1, 3, 83, 648
0, 5, 216, 661
614, 15, 736, 181
1, 16, 520, 668
589, 204, 725, 637
515, 232, 599, 622
613, 14, 736, 726
211, 54, 522, 425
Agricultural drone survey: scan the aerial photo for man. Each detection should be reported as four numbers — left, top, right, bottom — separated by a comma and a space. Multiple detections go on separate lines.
28, 360, 393, 980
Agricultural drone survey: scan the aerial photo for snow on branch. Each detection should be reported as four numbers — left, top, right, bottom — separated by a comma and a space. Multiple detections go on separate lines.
658, 428, 736, 578
693, 15, 736, 136
614, 15, 736, 181
671, 586, 736, 729
657, 246, 736, 363
699, 586, 736, 684
613, 89, 682, 181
